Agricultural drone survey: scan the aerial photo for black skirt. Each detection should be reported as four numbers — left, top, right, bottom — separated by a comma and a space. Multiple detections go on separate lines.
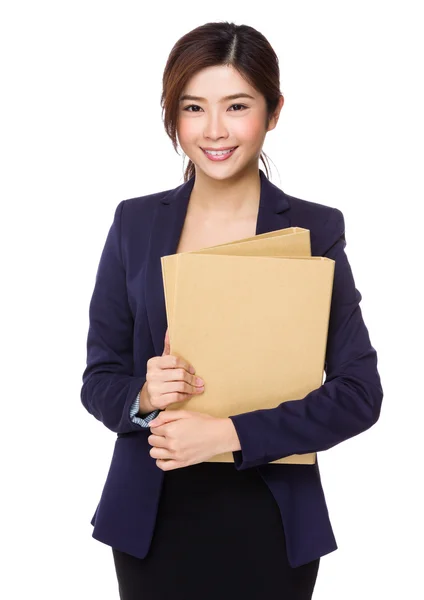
112, 462, 320, 600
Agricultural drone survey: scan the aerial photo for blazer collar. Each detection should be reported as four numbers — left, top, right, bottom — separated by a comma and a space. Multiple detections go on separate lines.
145, 168, 292, 355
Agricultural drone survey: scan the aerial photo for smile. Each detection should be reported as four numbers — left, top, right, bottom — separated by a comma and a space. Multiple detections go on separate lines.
201, 147, 238, 161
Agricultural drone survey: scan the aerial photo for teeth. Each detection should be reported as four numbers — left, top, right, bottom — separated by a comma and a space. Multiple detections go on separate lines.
204, 148, 235, 156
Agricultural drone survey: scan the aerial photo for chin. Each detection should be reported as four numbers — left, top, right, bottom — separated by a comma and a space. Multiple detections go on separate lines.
196, 166, 242, 182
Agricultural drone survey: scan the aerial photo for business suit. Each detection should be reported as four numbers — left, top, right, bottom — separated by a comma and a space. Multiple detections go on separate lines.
81, 168, 383, 573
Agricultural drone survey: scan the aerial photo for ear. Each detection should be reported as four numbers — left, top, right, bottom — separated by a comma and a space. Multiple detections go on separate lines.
267, 94, 285, 132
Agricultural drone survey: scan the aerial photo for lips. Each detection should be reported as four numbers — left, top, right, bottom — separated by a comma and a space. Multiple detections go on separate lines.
202, 147, 237, 152
201, 146, 238, 161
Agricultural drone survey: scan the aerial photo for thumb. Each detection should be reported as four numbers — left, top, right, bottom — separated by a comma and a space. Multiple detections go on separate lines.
162, 327, 170, 356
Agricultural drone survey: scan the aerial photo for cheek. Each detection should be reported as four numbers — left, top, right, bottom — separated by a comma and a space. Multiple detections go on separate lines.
235, 116, 265, 144
177, 118, 197, 144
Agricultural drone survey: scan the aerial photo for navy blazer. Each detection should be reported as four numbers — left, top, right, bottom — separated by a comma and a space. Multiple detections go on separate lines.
81, 168, 383, 568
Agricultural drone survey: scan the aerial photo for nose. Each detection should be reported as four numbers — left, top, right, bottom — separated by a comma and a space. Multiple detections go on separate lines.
203, 110, 229, 141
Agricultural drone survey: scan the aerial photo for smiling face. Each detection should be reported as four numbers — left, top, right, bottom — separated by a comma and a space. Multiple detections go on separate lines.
176, 65, 283, 181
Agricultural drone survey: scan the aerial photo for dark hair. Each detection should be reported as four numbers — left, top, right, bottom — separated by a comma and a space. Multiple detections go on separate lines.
160, 21, 283, 182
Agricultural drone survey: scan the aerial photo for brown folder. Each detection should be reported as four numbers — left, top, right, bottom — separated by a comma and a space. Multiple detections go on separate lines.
160, 228, 335, 465
162, 227, 311, 343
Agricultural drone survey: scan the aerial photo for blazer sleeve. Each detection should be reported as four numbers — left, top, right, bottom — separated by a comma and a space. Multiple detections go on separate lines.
80, 200, 151, 434
229, 210, 384, 470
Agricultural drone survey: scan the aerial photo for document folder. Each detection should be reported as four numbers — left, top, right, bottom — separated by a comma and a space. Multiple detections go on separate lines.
162, 227, 311, 343
160, 228, 335, 465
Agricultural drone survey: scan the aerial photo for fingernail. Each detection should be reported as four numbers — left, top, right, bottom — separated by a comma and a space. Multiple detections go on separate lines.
196, 377, 204, 385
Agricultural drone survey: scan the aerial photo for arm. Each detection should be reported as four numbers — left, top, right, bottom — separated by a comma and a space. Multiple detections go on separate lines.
80, 200, 151, 434
228, 211, 384, 469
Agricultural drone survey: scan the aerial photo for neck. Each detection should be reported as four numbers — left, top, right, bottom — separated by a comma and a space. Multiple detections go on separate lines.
188, 165, 261, 219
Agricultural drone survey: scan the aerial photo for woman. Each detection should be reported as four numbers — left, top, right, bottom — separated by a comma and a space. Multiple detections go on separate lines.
81, 21, 383, 600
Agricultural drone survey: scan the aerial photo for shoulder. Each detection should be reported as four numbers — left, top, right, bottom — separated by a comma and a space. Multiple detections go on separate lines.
111, 187, 175, 237
283, 190, 345, 255
285, 190, 343, 227
122, 187, 174, 217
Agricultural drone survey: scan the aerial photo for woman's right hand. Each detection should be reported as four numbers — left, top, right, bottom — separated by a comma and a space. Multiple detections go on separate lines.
143, 328, 205, 411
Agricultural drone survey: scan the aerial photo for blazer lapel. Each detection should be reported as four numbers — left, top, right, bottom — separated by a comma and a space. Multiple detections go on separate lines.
144, 169, 292, 355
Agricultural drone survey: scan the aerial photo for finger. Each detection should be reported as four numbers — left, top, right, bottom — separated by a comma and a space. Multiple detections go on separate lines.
156, 459, 182, 471
162, 328, 170, 356
158, 381, 204, 399
149, 446, 172, 460
147, 433, 167, 447
149, 424, 167, 435
158, 365, 205, 392
150, 410, 187, 427
159, 354, 197, 376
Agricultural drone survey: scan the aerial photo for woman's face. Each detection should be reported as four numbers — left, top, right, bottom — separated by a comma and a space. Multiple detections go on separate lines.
177, 65, 282, 180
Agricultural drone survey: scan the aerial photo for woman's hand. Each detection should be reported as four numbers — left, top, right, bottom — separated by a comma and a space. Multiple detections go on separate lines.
148, 410, 239, 471
143, 328, 205, 411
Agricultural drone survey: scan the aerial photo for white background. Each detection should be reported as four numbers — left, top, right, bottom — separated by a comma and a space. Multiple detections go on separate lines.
1, 1, 423, 598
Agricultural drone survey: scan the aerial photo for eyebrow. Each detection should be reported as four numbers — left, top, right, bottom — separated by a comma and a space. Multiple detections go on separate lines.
179, 93, 255, 103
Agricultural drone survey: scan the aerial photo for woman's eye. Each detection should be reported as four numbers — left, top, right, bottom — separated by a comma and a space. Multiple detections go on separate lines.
183, 104, 247, 112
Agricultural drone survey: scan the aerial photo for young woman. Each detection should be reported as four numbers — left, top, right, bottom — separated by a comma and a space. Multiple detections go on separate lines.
81, 21, 383, 600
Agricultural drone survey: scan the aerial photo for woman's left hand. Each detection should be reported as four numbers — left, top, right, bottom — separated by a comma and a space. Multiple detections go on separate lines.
147, 410, 238, 471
